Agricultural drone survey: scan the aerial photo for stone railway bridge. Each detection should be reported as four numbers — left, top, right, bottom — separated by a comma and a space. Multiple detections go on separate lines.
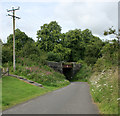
47, 61, 81, 81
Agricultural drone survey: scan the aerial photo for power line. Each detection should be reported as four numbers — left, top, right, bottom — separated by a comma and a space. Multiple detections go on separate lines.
7, 6, 20, 71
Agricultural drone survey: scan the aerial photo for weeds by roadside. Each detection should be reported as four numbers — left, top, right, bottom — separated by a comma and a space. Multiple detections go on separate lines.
89, 67, 118, 114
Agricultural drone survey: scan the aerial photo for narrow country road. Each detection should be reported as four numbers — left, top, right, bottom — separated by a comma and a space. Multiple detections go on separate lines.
3, 82, 99, 114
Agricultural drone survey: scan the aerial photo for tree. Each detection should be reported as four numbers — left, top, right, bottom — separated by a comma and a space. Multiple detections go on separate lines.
63, 29, 103, 63
53, 44, 71, 62
84, 36, 103, 65
47, 52, 61, 62
64, 29, 86, 61
0, 39, 2, 66
2, 44, 13, 63
7, 29, 34, 52
104, 26, 116, 36
82, 29, 93, 44
36, 21, 62, 51
19, 41, 47, 64
20, 41, 39, 57
103, 27, 118, 65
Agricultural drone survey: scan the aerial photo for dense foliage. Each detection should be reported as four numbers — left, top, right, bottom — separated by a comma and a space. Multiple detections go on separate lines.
36, 21, 103, 64
7, 29, 34, 51
2, 21, 105, 66
2, 22, 118, 73
36, 21, 62, 52
2, 22, 118, 77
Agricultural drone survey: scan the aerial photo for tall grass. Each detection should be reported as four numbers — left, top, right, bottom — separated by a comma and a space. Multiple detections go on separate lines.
89, 67, 118, 114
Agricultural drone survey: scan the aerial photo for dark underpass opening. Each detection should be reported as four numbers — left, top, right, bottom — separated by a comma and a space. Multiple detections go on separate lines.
63, 68, 73, 81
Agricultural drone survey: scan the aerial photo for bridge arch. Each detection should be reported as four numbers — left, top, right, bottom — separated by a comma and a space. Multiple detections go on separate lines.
47, 61, 81, 81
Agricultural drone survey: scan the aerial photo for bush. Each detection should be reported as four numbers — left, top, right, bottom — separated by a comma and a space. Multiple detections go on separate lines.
47, 52, 61, 62
2, 45, 12, 63
18, 41, 47, 65
71, 60, 92, 82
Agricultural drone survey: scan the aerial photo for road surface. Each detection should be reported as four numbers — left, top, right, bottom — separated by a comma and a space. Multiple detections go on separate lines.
3, 82, 99, 114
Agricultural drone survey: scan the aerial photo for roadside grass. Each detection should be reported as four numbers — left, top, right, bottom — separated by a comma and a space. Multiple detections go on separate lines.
89, 67, 118, 114
2, 76, 66, 110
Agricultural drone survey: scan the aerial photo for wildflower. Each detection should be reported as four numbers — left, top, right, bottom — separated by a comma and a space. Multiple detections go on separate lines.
97, 84, 101, 88
46, 72, 52, 75
117, 98, 120, 101
95, 81, 97, 84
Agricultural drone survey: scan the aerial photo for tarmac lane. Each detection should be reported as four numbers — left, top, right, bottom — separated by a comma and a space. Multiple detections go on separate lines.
3, 82, 99, 114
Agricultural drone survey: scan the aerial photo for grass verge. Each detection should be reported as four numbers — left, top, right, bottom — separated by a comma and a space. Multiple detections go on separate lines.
89, 67, 118, 114
2, 76, 67, 110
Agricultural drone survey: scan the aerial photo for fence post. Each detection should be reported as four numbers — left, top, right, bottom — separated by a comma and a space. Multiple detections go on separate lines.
7, 67, 9, 76
3, 68, 5, 73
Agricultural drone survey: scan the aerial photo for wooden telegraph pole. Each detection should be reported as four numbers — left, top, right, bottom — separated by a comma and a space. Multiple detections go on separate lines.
7, 7, 20, 71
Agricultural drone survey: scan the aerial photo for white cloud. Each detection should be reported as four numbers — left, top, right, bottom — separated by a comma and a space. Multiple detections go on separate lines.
54, 1, 118, 37
0, 0, 118, 43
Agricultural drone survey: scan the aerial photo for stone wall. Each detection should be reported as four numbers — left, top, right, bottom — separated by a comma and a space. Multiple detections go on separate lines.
47, 61, 81, 78
72, 62, 82, 76
47, 61, 63, 73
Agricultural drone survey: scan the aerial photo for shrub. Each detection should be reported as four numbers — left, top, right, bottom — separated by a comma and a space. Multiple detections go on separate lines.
47, 52, 61, 62
2, 45, 12, 63
72, 60, 92, 82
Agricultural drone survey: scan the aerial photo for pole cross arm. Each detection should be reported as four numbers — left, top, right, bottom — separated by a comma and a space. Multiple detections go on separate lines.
7, 14, 20, 19
7, 7, 20, 12
7, 9, 13, 12
15, 16, 20, 19
7, 14, 13, 17
14, 7, 20, 11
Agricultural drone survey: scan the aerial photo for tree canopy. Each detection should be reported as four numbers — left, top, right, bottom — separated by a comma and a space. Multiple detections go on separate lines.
7, 29, 34, 51
37, 21, 62, 52
2, 21, 118, 66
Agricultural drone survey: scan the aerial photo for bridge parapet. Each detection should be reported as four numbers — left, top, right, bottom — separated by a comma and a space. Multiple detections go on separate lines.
47, 61, 63, 73
47, 61, 81, 79
72, 62, 81, 75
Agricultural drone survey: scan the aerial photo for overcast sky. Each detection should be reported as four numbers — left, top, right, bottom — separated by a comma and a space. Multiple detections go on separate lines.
0, 0, 118, 43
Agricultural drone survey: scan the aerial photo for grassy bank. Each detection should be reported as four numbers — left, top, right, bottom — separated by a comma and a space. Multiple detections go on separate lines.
2, 57, 70, 110
2, 76, 67, 110
4, 57, 70, 87
89, 67, 118, 114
